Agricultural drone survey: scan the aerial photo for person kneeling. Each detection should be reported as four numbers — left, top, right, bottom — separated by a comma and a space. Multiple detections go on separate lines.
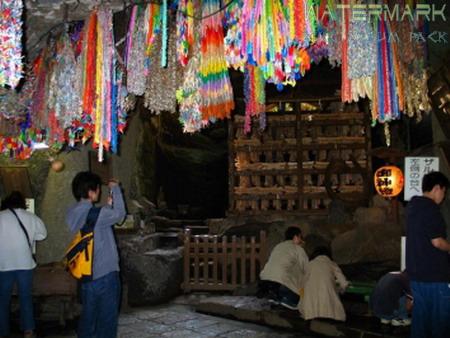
370, 271, 412, 327
300, 246, 349, 321
259, 227, 308, 310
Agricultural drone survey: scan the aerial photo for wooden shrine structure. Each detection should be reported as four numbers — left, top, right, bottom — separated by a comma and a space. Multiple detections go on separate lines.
228, 98, 372, 215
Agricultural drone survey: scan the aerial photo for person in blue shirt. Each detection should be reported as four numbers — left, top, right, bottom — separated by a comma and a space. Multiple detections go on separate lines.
406, 171, 450, 338
66, 172, 126, 338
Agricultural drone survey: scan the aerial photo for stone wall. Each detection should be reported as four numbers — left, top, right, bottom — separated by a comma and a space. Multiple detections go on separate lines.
37, 147, 89, 263
35, 111, 142, 263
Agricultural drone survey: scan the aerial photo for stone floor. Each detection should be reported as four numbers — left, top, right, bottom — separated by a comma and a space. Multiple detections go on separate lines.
8, 301, 307, 338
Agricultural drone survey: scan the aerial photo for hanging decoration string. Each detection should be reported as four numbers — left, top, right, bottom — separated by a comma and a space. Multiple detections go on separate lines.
198, 0, 235, 121
160, 0, 168, 67
0, 0, 23, 88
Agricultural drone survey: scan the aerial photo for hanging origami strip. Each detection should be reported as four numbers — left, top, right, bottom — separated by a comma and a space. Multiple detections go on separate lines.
240, 0, 288, 85
236, 0, 314, 89
80, 11, 98, 140
77, 6, 125, 161
30, 47, 51, 130
177, 38, 204, 133
0, 0, 23, 88
160, 0, 168, 68
144, 3, 161, 74
93, 6, 116, 161
112, 65, 129, 153
307, 35, 328, 64
224, 0, 245, 71
198, 0, 234, 120
347, 20, 376, 80
47, 32, 81, 129
340, 0, 352, 103
176, 0, 195, 66
326, 19, 342, 68
374, 19, 400, 123
244, 64, 265, 133
346, 16, 376, 102
145, 24, 184, 114
390, 17, 431, 120
126, 6, 147, 96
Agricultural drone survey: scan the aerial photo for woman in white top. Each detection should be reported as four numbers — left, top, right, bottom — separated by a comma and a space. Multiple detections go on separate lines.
0, 191, 47, 338
300, 246, 349, 321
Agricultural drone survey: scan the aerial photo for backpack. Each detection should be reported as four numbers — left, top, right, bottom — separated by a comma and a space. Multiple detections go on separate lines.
65, 207, 101, 281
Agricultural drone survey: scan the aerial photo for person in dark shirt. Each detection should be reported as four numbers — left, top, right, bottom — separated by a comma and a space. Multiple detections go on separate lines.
370, 271, 412, 326
406, 171, 450, 338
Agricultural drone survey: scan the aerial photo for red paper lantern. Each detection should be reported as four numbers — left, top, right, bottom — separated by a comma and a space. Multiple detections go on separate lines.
374, 165, 404, 197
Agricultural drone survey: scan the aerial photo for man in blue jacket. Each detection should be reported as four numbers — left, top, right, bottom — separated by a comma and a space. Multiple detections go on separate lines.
66, 172, 126, 338
406, 171, 450, 338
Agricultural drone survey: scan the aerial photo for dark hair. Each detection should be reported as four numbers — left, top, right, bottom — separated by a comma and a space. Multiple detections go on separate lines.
1, 191, 27, 210
285, 227, 302, 240
72, 171, 102, 201
310, 246, 332, 260
422, 171, 449, 193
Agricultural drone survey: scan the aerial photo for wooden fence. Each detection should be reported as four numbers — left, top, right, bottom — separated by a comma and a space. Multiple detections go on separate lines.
182, 230, 268, 292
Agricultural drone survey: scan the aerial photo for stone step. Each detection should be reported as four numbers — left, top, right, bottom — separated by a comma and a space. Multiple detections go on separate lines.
194, 296, 410, 338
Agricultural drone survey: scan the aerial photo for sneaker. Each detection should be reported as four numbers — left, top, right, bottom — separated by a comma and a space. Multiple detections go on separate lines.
380, 318, 391, 325
279, 298, 298, 310
391, 318, 411, 327
268, 298, 280, 305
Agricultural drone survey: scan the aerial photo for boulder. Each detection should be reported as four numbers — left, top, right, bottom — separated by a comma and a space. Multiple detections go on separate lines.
123, 247, 183, 306
332, 222, 401, 265
353, 207, 387, 225
328, 199, 354, 225
372, 194, 391, 208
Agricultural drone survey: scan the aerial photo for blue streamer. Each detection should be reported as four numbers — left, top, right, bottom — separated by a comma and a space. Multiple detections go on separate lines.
161, 0, 168, 68
111, 72, 118, 153
376, 20, 384, 122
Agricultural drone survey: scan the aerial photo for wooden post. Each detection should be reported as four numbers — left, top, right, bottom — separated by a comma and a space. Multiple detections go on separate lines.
222, 235, 228, 288
183, 230, 191, 292
194, 236, 199, 285
241, 236, 247, 286
259, 231, 268, 266
231, 236, 237, 287
250, 236, 256, 283
202, 236, 208, 285
213, 236, 218, 286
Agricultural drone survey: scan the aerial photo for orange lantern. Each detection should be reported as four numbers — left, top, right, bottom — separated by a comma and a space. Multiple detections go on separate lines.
51, 159, 65, 172
374, 165, 404, 197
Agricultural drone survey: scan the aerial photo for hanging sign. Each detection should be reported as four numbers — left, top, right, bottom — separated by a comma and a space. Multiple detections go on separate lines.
404, 157, 439, 201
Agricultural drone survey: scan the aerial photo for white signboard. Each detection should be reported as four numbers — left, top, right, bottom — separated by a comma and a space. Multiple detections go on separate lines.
25, 198, 35, 214
404, 157, 439, 201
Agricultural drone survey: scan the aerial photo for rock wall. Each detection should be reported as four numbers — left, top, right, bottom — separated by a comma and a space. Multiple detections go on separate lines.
38, 147, 89, 263
37, 111, 142, 263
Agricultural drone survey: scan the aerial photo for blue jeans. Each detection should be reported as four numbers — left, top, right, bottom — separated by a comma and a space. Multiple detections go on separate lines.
0, 269, 35, 336
379, 295, 409, 320
78, 271, 121, 338
410, 281, 450, 338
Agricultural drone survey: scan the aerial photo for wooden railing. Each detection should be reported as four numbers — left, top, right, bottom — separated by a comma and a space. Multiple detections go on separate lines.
182, 230, 268, 292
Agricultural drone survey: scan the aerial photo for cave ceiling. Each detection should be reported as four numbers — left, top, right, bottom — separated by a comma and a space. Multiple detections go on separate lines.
24, 0, 128, 59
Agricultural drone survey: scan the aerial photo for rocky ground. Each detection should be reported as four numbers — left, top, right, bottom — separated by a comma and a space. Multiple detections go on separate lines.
7, 297, 305, 338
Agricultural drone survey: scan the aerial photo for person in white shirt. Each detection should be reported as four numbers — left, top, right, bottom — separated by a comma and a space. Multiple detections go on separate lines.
259, 227, 309, 310
0, 191, 47, 338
